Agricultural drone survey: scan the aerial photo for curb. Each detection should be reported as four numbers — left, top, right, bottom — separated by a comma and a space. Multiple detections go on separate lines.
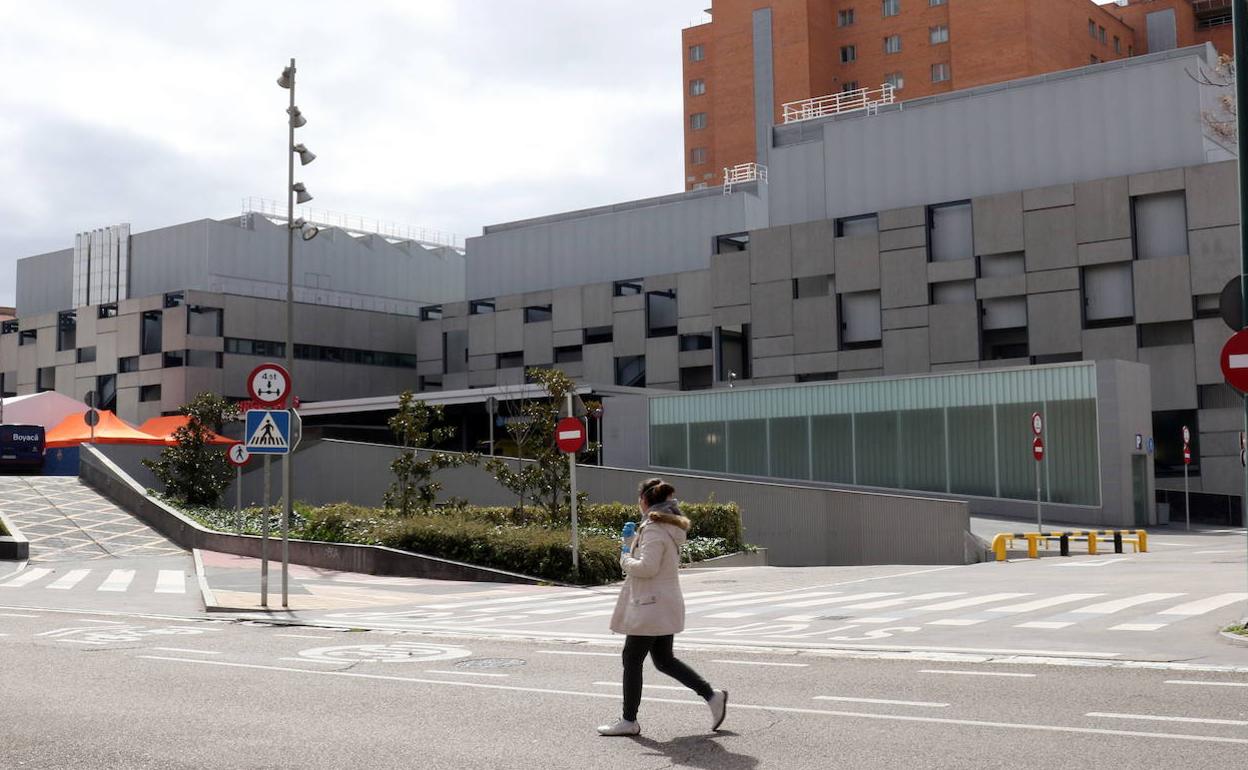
0, 511, 30, 561
1219, 629, 1248, 647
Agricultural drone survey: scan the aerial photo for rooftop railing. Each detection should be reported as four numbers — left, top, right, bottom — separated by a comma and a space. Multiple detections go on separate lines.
781, 84, 896, 124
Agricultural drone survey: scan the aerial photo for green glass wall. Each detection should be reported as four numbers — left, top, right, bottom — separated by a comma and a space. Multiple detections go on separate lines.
649, 362, 1101, 506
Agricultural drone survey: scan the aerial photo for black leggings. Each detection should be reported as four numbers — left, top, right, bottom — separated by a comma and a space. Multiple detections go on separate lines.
621, 634, 714, 721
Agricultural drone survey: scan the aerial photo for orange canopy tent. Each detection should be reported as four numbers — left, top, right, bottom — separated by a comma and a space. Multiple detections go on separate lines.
45, 410, 167, 448
137, 416, 234, 446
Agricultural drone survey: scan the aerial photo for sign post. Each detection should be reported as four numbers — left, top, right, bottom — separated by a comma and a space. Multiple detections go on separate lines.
246, 363, 292, 609
1183, 425, 1192, 532
557, 405, 587, 576
226, 443, 251, 535
1031, 412, 1044, 533
485, 396, 497, 457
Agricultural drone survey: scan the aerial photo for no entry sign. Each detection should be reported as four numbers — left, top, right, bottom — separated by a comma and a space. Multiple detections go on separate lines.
555, 417, 586, 454
1219, 329, 1248, 393
1032, 436, 1045, 462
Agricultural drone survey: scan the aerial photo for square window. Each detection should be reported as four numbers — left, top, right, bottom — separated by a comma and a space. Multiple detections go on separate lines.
840, 291, 882, 348
838, 9, 855, 26
689, 44, 704, 62
555, 345, 582, 364
140, 384, 162, 403
497, 351, 524, 369
19, 329, 37, 346
884, 35, 901, 54
841, 80, 860, 92
885, 72, 904, 90
841, 45, 856, 63
523, 305, 552, 323
690, 112, 707, 130
691, 147, 708, 165
420, 304, 443, 321
118, 356, 139, 373
97, 303, 118, 319
163, 351, 184, 368
615, 355, 646, 387
679, 333, 713, 352
469, 299, 495, 315
882, 0, 899, 17
613, 279, 643, 297
929, 25, 948, 44
931, 62, 950, 82
1088, 19, 1096, 38
836, 214, 878, 237
76, 346, 96, 364
646, 290, 678, 338
689, 79, 706, 96
584, 326, 614, 345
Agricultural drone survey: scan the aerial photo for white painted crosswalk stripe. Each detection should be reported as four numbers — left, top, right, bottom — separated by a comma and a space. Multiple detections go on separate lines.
909, 593, 1031, 612
1156, 593, 1247, 617
841, 592, 965, 610
155, 570, 186, 594
98, 569, 135, 592
985, 594, 1104, 614
776, 592, 898, 609
0, 568, 52, 588
692, 591, 842, 614
47, 569, 92, 590
1068, 593, 1186, 615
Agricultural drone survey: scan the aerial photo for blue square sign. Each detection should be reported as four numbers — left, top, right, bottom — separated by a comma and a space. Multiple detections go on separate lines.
244, 410, 291, 455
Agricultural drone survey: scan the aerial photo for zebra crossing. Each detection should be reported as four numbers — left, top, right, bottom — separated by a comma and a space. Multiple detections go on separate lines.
314, 583, 1248, 641
0, 567, 188, 595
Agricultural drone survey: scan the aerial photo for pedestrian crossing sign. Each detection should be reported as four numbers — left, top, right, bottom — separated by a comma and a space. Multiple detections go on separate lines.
244, 409, 291, 455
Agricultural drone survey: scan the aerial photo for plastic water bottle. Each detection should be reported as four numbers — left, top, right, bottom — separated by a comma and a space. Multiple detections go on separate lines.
621, 522, 636, 553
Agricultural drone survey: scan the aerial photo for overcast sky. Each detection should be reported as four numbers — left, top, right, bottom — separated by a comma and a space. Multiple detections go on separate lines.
0, 0, 712, 306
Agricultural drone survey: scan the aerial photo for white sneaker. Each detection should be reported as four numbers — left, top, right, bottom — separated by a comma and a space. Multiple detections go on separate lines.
708, 690, 728, 731
596, 719, 641, 737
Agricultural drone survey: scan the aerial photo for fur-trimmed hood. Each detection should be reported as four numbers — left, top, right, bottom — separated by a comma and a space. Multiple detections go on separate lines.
646, 499, 691, 534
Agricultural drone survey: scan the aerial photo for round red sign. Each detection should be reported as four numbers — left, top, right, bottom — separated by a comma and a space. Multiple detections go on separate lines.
555, 417, 586, 454
1183, 443, 1192, 465
1219, 329, 1248, 393
226, 442, 250, 467
247, 363, 291, 408
1030, 412, 1043, 436
1032, 436, 1045, 462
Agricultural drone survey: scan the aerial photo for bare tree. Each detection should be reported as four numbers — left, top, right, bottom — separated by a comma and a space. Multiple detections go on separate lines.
1190, 54, 1238, 152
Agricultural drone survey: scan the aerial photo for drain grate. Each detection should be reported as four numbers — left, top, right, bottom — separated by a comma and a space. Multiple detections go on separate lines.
456, 658, 527, 670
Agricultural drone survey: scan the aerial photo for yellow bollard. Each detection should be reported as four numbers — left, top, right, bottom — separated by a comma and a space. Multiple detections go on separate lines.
1136, 529, 1148, 553
1087, 532, 1098, 555
992, 533, 1009, 562
1026, 534, 1039, 559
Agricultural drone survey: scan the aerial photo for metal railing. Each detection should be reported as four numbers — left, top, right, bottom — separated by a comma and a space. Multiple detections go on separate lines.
781, 83, 896, 124
722, 162, 767, 195
241, 197, 464, 251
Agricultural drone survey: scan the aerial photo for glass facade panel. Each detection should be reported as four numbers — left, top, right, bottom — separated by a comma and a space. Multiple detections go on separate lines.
688, 421, 726, 472
1046, 399, 1099, 504
811, 414, 854, 483
651, 424, 688, 469
899, 408, 946, 492
727, 419, 768, 476
855, 412, 899, 488
996, 402, 1044, 500
769, 417, 809, 480
948, 406, 996, 496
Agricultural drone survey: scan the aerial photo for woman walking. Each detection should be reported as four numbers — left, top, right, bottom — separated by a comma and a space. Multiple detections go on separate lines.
597, 478, 728, 737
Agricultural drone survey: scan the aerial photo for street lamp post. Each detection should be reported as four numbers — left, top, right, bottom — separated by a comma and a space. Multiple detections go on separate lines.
277, 59, 317, 609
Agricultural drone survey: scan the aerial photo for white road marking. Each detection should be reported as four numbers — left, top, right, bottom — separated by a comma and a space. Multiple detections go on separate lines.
1193, 550, 1241, 555
986, 594, 1104, 614
712, 659, 808, 667
0, 611, 40, 618
274, 633, 335, 639
76, 619, 127, 625
1053, 559, 1128, 568
1109, 623, 1169, 632
424, 590, 586, 610
704, 611, 756, 619
927, 619, 984, 627
151, 647, 220, 655
593, 681, 689, 691
47, 570, 91, 590
814, 696, 949, 708
278, 657, 342, 664
0, 567, 52, 587
1087, 712, 1248, 727
910, 593, 1032, 612
98, 570, 136, 592
777, 592, 898, 609
1014, 622, 1074, 630
1165, 680, 1248, 688
537, 650, 618, 657
424, 669, 509, 678
138, 657, 1248, 745
1069, 593, 1186, 615
155, 570, 186, 594
58, 639, 106, 645
841, 592, 965, 610
853, 617, 903, 624
920, 670, 1035, 678
693, 591, 844, 613
1157, 593, 1248, 617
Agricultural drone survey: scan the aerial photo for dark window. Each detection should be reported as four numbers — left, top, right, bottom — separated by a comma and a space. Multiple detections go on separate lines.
1, 320, 19, 334
187, 306, 223, 336
835, 214, 878, 237
679, 366, 713, 391
1153, 410, 1198, 477
982, 328, 1029, 360
77, 347, 96, 364
163, 351, 184, 368
37, 367, 55, 393
57, 311, 77, 351
419, 375, 443, 392
96, 374, 117, 412
689, 44, 704, 62
139, 384, 162, 403
1139, 321, 1193, 349
797, 372, 839, 383
118, 356, 139, 373
443, 330, 468, 374
420, 305, 443, 321
838, 9, 855, 26
524, 305, 552, 323
97, 303, 118, 319
690, 112, 708, 130
555, 346, 583, 363
1194, 294, 1221, 319
679, 333, 713, 352
497, 351, 524, 369
841, 45, 856, 63
716, 324, 751, 381
882, 0, 899, 17
141, 311, 162, 355
646, 290, 678, 337
19, 329, 36, 346
714, 233, 749, 253
469, 299, 495, 315
584, 326, 614, 345
187, 349, 223, 368
841, 81, 860, 93
793, 276, 832, 299
163, 291, 185, 308
615, 356, 646, 387
613, 279, 643, 297
1198, 384, 1240, 410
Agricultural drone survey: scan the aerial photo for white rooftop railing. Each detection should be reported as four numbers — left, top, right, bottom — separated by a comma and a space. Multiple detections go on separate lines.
241, 197, 463, 251
781, 84, 896, 124
722, 162, 767, 195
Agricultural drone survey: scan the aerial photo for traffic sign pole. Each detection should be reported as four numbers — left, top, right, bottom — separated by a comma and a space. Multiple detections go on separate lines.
1183, 431, 1192, 533
261, 455, 270, 608
236, 465, 243, 535
1237, 0, 1248, 622
1032, 412, 1044, 534
566, 393, 579, 577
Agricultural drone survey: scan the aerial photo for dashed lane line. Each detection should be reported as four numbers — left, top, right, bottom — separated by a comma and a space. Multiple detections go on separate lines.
137, 656, 1248, 746
814, 696, 949, 708
424, 669, 509, 678
712, 659, 809, 668
151, 647, 220, 656
1165, 680, 1248, 688
920, 670, 1035, 678
1086, 712, 1248, 727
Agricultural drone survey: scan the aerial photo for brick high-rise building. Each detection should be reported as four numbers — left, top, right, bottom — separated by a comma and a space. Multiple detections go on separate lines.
682, 0, 1233, 191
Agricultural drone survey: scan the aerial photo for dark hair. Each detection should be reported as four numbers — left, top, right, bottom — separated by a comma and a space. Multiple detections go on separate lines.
638, 478, 675, 506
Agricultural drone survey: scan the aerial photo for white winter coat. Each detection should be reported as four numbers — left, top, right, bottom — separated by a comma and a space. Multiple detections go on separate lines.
609, 505, 689, 637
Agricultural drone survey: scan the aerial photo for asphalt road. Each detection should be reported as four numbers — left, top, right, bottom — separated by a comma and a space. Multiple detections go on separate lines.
1, 608, 1245, 769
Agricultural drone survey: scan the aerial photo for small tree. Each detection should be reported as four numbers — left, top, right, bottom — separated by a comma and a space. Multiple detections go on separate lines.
486, 368, 595, 522
1191, 54, 1238, 152
384, 391, 469, 516
143, 393, 238, 506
